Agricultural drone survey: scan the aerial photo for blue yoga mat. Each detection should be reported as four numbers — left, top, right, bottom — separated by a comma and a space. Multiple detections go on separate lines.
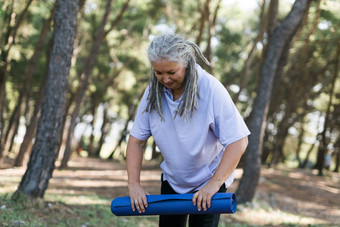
111, 193, 236, 216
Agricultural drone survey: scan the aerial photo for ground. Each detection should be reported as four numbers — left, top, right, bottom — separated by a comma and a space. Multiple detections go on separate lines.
1, 156, 339, 226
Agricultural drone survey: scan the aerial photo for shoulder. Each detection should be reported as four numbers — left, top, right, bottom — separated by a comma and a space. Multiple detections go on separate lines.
140, 85, 151, 101
196, 64, 226, 98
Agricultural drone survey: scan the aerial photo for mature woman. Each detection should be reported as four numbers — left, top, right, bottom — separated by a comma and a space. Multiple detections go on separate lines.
126, 34, 250, 227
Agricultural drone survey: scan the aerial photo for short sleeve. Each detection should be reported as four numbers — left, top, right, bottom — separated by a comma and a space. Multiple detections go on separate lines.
130, 87, 152, 141
211, 81, 250, 147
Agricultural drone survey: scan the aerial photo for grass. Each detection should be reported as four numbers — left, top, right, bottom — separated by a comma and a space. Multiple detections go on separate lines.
0, 192, 257, 227
0, 193, 161, 227
1, 192, 334, 227
1, 161, 338, 227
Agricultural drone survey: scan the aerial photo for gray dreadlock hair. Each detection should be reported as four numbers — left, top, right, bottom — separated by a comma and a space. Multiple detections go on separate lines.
144, 34, 210, 121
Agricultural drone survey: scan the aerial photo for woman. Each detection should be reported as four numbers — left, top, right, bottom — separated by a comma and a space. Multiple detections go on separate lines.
126, 34, 250, 227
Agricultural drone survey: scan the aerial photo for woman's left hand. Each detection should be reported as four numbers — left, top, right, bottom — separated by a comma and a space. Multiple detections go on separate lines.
192, 178, 222, 211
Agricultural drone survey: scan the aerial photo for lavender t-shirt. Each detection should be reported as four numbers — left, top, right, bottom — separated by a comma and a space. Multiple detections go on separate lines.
130, 64, 250, 193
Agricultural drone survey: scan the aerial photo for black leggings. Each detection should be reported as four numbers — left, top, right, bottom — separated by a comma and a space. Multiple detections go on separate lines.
159, 178, 227, 227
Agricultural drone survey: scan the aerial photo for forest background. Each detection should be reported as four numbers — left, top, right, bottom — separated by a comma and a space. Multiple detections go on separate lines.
0, 0, 339, 226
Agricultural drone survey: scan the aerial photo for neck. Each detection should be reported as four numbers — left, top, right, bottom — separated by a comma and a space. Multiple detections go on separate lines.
173, 89, 184, 101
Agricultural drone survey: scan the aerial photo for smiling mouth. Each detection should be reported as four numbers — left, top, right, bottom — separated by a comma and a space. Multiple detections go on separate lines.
164, 82, 174, 87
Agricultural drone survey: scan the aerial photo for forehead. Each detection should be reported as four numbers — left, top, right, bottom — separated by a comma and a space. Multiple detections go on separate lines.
152, 60, 184, 71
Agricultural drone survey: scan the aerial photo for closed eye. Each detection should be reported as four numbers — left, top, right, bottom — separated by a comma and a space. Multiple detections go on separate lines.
154, 71, 176, 75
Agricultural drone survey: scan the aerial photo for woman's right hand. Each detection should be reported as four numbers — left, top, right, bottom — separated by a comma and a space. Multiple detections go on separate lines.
128, 182, 150, 213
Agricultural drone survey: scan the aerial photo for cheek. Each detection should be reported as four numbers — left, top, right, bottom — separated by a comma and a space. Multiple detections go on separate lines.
154, 74, 162, 82
177, 71, 186, 82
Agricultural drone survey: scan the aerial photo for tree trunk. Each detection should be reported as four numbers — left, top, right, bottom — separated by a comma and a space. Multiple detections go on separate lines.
2, 92, 22, 156
107, 97, 138, 159
334, 138, 339, 172
315, 41, 340, 175
14, 69, 48, 167
59, 0, 114, 169
236, 0, 310, 203
88, 98, 99, 156
60, 0, 130, 168
266, 0, 279, 40
233, 0, 267, 103
12, 0, 78, 199
14, 30, 54, 167
7, 105, 21, 153
269, 124, 289, 166
296, 117, 306, 167
195, 0, 210, 46
107, 118, 131, 160
0, 0, 33, 157
94, 103, 110, 157
18, 2, 56, 126
203, 0, 221, 73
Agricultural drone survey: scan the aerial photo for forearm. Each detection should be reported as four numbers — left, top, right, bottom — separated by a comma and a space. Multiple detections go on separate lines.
126, 136, 146, 184
211, 136, 248, 186
192, 136, 248, 211
126, 135, 149, 213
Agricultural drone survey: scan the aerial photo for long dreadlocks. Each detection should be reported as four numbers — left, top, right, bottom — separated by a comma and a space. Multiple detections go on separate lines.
145, 34, 210, 122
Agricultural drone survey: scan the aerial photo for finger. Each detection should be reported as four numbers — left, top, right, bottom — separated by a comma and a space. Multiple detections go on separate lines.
207, 196, 211, 209
135, 199, 143, 213
130, 199, 135, 211
197, 195, 202, 211
138, 199, 145, 213
134, 199, 141, 212
142, 195, 148, 209
202, 197, 207, 211
192, 192, 198, 206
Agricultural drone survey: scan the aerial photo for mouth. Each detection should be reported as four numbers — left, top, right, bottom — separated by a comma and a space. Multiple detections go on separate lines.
164, 81, 174, 87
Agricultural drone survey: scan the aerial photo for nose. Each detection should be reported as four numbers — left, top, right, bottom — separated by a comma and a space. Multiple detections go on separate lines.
163, 76, 171, 84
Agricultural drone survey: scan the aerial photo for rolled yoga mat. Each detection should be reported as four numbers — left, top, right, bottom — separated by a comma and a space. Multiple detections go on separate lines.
111, 193, 236, 216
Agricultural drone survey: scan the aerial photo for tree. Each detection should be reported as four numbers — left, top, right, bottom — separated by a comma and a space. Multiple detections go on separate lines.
59, 0, 130, 169
12, 0, 79, 199
232, 0, 268, 103
12, 3, 56, 167
315, 41, 340, 176
0, 0, 33, 159
236, 0, 311, 203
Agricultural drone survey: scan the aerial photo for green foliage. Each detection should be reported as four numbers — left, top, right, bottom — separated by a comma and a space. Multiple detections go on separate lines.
215, 25, 243, 75
320, 9, 339, 24
1, 0, 340, 169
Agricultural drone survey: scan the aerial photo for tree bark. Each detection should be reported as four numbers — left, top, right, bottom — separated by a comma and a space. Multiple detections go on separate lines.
236, 0, 310, 203
12, 0, 78, 199
266, 0, 279, 40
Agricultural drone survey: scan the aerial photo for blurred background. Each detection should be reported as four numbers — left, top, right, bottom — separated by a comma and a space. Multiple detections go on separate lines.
0, 0, 339, 226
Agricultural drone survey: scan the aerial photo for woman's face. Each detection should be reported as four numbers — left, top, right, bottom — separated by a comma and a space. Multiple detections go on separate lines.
152, 60, 186, 93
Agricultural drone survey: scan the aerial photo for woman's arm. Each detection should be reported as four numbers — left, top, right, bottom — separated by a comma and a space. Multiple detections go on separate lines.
192, 136, 248, 211
126, 135, 149, 213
